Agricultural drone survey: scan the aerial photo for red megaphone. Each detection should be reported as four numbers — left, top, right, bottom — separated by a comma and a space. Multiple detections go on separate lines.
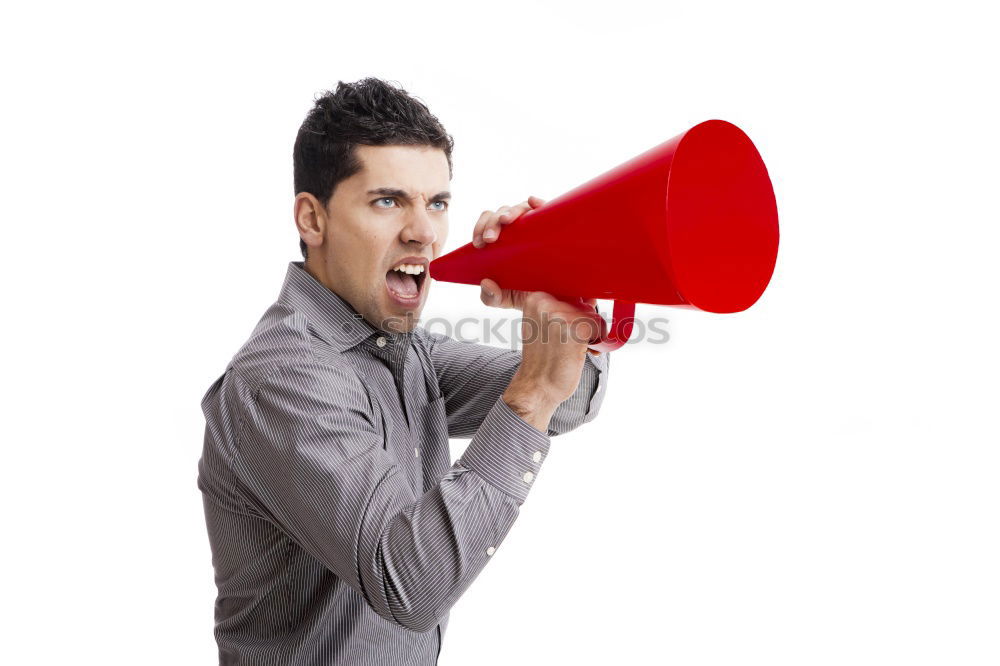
429, 119, 779, 352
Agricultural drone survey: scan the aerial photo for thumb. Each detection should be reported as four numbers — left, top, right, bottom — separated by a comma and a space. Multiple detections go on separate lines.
480, 278, 531, 310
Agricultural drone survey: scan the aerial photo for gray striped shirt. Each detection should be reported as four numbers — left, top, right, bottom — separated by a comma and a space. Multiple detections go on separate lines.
198, 260, 609, 665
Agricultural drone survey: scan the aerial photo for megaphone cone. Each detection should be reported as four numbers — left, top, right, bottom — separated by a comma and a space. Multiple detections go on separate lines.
430, 119, 779, 351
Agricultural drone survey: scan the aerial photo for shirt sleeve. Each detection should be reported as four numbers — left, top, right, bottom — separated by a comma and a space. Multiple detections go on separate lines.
423, 330, 610, 437
231, 356, 551, 634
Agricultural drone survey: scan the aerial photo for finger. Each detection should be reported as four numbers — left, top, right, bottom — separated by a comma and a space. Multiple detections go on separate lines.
480, 278, 500, 306
481, 278, 527, 310
480, 200, 539, 247
489, 202, 533, 244
569, 298, 599, 313
473, 209, 492, 248
499, 200, 532, 224
549, 304, 605, 333
555, 309, 602, 347
482, 206, 511, 243
593, 309, 609, 340
496, 204, 521, 224
547, 294, 598, 313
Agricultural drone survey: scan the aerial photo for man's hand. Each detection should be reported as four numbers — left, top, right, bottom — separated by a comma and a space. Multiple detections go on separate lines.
484, 284, 605, 432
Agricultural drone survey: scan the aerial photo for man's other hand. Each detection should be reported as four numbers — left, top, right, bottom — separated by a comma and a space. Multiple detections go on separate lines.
471, 195, 546, 249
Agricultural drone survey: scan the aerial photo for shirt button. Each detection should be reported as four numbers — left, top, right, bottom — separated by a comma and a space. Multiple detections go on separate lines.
522, 471, 534, 484
414, 447, 420, 458
532, 450, 542, 463
486, 546, 496, 556
376, 336, 387, 347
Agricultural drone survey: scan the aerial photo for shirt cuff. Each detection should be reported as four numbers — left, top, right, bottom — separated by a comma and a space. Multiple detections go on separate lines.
586, 349, 609, 373
585, 350, 608, 416
458, 398, 552, 505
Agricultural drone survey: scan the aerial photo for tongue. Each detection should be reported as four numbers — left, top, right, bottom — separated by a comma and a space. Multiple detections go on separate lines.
386, 270, 419, 298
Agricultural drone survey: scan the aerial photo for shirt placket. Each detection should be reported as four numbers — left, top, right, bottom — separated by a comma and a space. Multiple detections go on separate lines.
369, 332, 423, 491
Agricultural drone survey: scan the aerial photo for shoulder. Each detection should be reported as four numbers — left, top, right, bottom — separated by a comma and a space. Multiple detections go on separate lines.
225, 301, 368, 405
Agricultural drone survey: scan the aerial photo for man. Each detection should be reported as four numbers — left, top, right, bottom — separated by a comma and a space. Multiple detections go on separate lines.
198, 78, 610, 665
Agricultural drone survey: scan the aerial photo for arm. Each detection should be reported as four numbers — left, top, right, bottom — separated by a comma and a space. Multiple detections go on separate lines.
231, 357, 549, 634
424, 330, 609, 437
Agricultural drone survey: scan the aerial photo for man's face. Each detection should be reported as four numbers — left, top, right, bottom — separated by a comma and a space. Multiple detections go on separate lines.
305, 144, 450, 333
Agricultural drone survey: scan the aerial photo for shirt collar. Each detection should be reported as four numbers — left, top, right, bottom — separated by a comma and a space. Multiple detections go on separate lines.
277, 260, 412, 352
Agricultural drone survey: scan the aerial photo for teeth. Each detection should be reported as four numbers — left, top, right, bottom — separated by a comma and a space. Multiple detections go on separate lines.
392, 263, 425, 275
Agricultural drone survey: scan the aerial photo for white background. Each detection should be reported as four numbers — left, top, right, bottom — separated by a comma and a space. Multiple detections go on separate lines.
2, 1, 998, 664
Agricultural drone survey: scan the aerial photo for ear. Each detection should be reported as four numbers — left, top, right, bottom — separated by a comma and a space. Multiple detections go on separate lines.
294, 192, 326, 255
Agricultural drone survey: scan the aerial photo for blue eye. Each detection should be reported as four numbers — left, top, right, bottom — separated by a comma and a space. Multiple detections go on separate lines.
374, 197, 396, 208
429, 201, 448, 211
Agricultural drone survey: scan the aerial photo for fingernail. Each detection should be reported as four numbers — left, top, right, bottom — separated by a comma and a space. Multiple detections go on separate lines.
483, 229, 496, 240
483, 287, 494, 299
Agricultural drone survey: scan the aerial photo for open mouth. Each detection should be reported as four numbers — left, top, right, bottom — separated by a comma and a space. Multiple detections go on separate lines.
385, 258, 428, 305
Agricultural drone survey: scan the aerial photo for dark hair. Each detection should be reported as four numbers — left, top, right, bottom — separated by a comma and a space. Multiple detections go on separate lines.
293, 78, 455, 259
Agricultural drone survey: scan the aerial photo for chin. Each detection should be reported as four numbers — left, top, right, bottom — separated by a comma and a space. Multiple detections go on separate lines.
374, 297, 424, 334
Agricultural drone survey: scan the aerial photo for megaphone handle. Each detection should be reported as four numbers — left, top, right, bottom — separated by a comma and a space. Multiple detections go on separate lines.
588, 300, 635, 353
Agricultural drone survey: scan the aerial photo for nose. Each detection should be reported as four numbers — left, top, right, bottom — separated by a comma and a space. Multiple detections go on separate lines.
401, 207, 438, 247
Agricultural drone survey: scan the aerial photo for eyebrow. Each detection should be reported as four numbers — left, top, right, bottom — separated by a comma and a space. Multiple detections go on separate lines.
367, 187, 451, 202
